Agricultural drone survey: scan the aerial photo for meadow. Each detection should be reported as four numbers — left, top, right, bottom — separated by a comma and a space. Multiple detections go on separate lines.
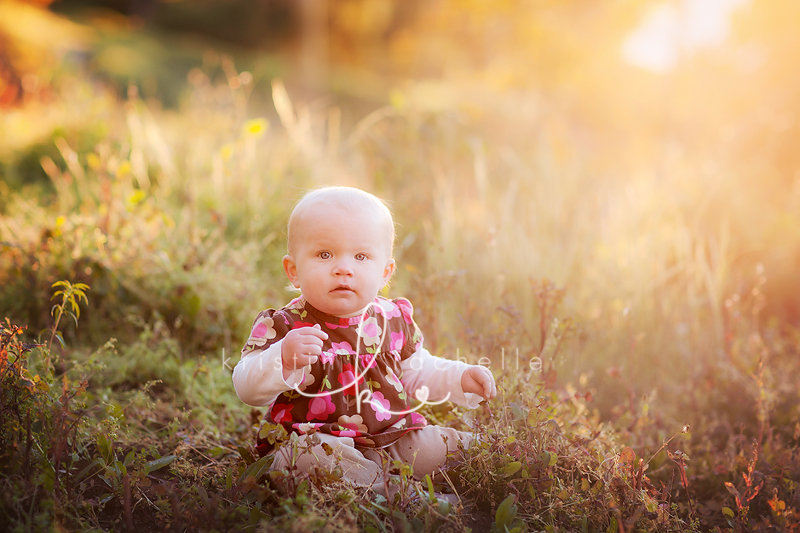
2, 2, 800, 531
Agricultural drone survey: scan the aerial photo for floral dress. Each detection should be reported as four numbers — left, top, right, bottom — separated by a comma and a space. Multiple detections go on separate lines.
242, 296, 429, 454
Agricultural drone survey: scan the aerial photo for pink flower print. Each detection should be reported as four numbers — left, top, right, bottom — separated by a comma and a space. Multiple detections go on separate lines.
294, 422, 323, 434
331, 341, 354, 355
358, 352, 378, 370
375, 299, 401, 319
307, 394, 336, 421
396, 298, 414, 324
320, 351, 336, 365
385, 367, 403, 393
409, 412, 427, 427
338, 414, 368, 433
332, 427, 358, 437
390, 331, 405, 352
369, 392, 392, 422
358, 317, 383, 346
337, 363, 364, 396
271, 403, 294, 423
297, 371, 316, 392
249, 316, 277, 347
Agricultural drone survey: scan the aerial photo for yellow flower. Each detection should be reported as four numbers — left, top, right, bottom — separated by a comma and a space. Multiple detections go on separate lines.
243, 118, 268, 138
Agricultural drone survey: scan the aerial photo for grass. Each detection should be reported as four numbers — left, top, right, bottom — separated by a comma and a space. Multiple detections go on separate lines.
1, 36, 800, 531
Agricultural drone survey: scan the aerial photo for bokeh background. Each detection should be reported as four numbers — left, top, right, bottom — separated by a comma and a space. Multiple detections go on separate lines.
2, 0, 800, 447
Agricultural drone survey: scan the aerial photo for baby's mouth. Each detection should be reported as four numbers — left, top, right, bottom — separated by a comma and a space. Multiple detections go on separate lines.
332, 286, 354, 293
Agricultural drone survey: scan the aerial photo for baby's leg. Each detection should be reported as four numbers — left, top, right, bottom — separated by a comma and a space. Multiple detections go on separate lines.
385, 425, 473, 479
271, 433, 393, 493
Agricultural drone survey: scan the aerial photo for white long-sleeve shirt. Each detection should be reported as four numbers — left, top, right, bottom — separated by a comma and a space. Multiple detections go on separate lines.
232, 339, 483, 410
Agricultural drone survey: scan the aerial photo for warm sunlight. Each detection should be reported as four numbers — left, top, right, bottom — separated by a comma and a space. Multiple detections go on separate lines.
623, 0, 749, 72
2, 0, 799, 530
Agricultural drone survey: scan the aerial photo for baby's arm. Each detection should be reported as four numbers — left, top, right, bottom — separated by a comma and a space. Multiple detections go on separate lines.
460, 365, 497, 400
279, 324, 327, 373
401, 347, 496, 409
233, 309, 327, 406
233, 340, 304, 406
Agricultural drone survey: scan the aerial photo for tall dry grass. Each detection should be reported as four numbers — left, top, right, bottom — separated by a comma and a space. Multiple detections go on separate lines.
2, 55, 796, 417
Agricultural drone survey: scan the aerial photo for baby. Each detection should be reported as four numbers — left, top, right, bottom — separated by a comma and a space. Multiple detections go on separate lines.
232, 186, 496, 494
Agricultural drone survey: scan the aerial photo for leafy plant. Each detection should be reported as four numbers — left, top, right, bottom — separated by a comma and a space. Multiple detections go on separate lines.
48, 280, 89, 353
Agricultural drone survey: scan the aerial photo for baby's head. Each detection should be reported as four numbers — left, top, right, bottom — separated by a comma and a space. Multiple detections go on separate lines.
283, 187, 397, 317
287, 187, 395, 256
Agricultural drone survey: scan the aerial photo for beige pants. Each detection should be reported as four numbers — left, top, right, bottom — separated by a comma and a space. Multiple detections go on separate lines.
271, 425, 472, 495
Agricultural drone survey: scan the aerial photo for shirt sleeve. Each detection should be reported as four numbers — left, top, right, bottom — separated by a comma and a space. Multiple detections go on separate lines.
232, 339, 307, 406
400, 345, 483, 409
232, 308, 306, 407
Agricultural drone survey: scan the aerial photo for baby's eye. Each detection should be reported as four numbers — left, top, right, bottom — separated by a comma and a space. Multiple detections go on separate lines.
355, 253, 368, 261
318, 251, 331, 259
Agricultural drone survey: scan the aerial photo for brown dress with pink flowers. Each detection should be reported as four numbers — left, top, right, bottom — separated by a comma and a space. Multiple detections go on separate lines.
242, 296, 428, 456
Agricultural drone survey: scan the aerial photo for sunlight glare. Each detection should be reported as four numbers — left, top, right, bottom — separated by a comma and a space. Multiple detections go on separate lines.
622, 0, 749, 73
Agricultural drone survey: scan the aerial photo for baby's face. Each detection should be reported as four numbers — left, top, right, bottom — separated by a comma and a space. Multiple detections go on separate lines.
283, 203, 395, 317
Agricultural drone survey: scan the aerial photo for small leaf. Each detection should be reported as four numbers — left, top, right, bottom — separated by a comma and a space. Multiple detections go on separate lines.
725, 482, 742, 499
75, 458, 102, 482
503, 461, 522, 477
97, 434, 114, 465
425, 474, 435, 502
619, 447, 636, 465
545, 418, 562, 434
526, 408, 538, 427
722, 507, 735, 518
495, 494, 517, 529
144, 455, 176, 474
239, 455, 274, 483
540, 450, 557, 466
540, 451, 551, 465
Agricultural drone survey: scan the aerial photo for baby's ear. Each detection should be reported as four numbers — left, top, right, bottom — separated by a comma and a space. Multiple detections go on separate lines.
382, 258, 396, 286
283, 255, 300, 288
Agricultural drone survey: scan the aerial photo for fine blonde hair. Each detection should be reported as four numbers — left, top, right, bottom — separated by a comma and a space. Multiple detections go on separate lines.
287, 186, 396, 255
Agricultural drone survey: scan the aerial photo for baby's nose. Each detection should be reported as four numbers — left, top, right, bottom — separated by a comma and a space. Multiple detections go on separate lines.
333, 260, 354, 275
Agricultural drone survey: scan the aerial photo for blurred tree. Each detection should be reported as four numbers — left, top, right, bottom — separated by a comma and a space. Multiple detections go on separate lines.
0, 33, 23, 107
0, 0, 55, 107
0, 0, 87, 109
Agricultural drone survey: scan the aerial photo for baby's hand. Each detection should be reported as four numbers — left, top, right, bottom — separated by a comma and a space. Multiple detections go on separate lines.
461, 365, 497, 400
281, 324, 328, 372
